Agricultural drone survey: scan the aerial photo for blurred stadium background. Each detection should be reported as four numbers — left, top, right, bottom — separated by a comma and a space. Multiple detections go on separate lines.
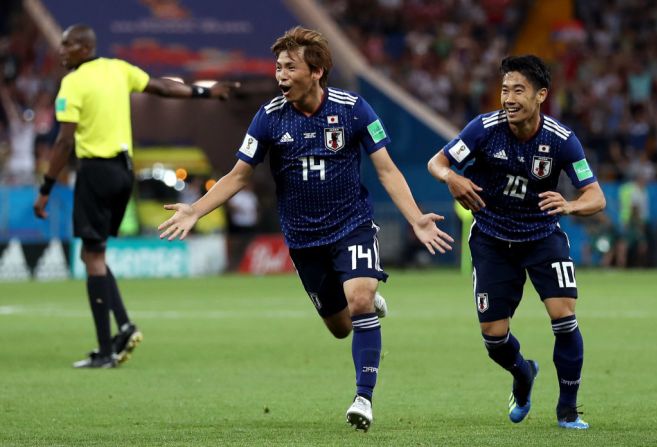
2, 1, 657, 445
1, 0, 656, 279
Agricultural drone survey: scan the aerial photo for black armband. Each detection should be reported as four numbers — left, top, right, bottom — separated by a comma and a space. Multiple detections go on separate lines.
191, 85, 211, 98
39, 176, 56, 195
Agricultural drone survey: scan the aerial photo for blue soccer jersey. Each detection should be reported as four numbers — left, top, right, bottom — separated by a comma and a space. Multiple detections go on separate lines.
236, 87, 391, 248
443, 110, 597, 241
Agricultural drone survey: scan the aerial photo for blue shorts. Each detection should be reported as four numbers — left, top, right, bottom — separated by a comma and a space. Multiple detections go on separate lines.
289, 221, 388, 318
469, 225, 578, 323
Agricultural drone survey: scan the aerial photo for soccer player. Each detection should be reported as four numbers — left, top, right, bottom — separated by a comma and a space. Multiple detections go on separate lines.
428, 55, 605, 429
158, 26, 454, 431
33, 24, 239, 368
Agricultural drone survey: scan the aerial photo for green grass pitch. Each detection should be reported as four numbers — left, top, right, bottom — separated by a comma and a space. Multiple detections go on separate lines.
1, 270, 656, 446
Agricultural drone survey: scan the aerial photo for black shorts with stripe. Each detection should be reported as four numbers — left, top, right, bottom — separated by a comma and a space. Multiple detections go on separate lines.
289, 221, 388, 318
469, 224, 578, 323
73, 153, 133, 243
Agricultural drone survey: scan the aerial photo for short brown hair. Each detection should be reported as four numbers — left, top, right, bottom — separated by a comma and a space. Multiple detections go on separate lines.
271, 26, 332, 88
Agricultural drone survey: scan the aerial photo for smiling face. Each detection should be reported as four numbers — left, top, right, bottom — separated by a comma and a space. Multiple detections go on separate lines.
275, 48, 323, 110
500, 71, 546, 126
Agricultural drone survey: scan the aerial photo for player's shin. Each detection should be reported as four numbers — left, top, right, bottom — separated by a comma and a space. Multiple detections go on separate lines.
106, 266, 129, 328
483, 332, 533, 401
351, 313, 381, 401
552, 315, 583, 407
86, 275, 113, 356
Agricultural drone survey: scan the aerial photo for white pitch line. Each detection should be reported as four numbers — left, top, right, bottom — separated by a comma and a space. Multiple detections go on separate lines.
0, 305, 311, 319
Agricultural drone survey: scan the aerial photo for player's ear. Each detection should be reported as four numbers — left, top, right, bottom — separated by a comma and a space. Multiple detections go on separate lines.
536, 87, 548, 104
312, 67, 324, 82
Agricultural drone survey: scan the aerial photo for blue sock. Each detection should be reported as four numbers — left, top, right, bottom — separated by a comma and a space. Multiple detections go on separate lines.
483, 332, 532, 402
351, 313, 381, 401
552, 315, 583, 408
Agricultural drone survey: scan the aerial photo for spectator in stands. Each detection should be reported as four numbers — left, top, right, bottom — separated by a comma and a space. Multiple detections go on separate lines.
0, 80, 35, 183
226, 181, 259, 271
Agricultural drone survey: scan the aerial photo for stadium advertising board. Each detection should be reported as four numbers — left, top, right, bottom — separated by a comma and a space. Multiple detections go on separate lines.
70, 235, 226, 279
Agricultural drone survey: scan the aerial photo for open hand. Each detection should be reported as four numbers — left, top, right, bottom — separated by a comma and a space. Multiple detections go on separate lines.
158, 203, 199, 240
412, 213, 454, 255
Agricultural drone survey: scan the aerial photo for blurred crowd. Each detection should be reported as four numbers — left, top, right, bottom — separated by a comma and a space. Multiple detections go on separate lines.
0, 1, 61, 185
322, 0, 657, 182
323, 0, 656, 266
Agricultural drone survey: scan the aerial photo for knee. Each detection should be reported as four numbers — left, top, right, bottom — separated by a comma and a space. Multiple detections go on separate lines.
480, 320, 509, 337
347, 291, 374, 315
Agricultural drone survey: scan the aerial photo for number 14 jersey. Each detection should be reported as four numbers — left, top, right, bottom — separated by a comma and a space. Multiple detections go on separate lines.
236, 87, 391, 249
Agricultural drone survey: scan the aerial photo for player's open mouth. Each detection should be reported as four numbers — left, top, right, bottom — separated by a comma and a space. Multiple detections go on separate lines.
279, 85, 291, 96
506, 107, 520, 115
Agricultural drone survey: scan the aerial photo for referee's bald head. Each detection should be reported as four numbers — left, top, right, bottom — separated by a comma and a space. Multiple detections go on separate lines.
63, 24, 97, 52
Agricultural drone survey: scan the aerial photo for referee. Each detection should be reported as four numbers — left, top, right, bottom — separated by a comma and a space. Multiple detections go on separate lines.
33, 24, 239, 368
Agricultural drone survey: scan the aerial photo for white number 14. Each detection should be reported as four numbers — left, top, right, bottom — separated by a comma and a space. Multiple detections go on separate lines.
348, 245, 372, 270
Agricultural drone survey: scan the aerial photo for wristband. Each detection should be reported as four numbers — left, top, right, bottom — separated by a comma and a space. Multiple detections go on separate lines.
39, 176, 56, 195
191, 85, 211, 98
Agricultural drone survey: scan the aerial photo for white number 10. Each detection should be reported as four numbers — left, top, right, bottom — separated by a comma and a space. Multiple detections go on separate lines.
551, 261, 576, 288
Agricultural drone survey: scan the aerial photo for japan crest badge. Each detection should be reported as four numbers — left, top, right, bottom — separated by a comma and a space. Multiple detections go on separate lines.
532, 155, 552, 179
324, 127, 345, 152
476, 293, 489, 313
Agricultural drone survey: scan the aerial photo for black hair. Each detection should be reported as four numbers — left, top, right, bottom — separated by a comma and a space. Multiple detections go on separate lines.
500, 55, 550, 90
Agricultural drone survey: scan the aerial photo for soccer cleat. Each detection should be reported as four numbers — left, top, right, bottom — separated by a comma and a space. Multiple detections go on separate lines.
508, 359, 539, 423
557, 405, 589, 429
73, 351, 118, 369
112, 323, 143, 364
373, 292, 387, 318
346, 396, 373, 431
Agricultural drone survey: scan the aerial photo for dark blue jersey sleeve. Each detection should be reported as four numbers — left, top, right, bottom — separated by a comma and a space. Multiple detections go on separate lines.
561, 134, 597, 188
442, 115, 484, 169
354, 96, 391, 154
236, 107, 270, 165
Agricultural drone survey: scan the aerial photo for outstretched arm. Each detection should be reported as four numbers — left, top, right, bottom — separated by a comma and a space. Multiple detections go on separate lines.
33, 122, 77, 219
428, 150, 486, 212
370, 148, 453, 254
539, 181, 606, 216
143, 78, 240, 100
158, 159, 254, 240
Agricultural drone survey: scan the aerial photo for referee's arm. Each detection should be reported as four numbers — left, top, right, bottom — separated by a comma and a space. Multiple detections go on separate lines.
144, 78, 240, 100
34, 122, 76, 219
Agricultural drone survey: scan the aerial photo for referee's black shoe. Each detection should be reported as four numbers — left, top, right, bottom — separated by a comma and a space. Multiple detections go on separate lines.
112, 323, 143, 364
73, 351, 118, 368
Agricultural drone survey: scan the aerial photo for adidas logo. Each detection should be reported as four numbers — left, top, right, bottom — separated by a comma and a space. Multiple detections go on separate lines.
0, 238, 31, 281
279, 132, 294, 143
34, 238, 69, 281
493, 150, 508, 160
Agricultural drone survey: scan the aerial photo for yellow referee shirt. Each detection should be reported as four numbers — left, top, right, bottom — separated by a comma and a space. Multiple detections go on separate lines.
55, 58, 149, 158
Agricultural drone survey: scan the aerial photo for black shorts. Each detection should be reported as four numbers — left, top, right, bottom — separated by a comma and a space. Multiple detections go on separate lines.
289, 221, 388, 318
469, 224, 578, 323
73, 154, 133, 243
